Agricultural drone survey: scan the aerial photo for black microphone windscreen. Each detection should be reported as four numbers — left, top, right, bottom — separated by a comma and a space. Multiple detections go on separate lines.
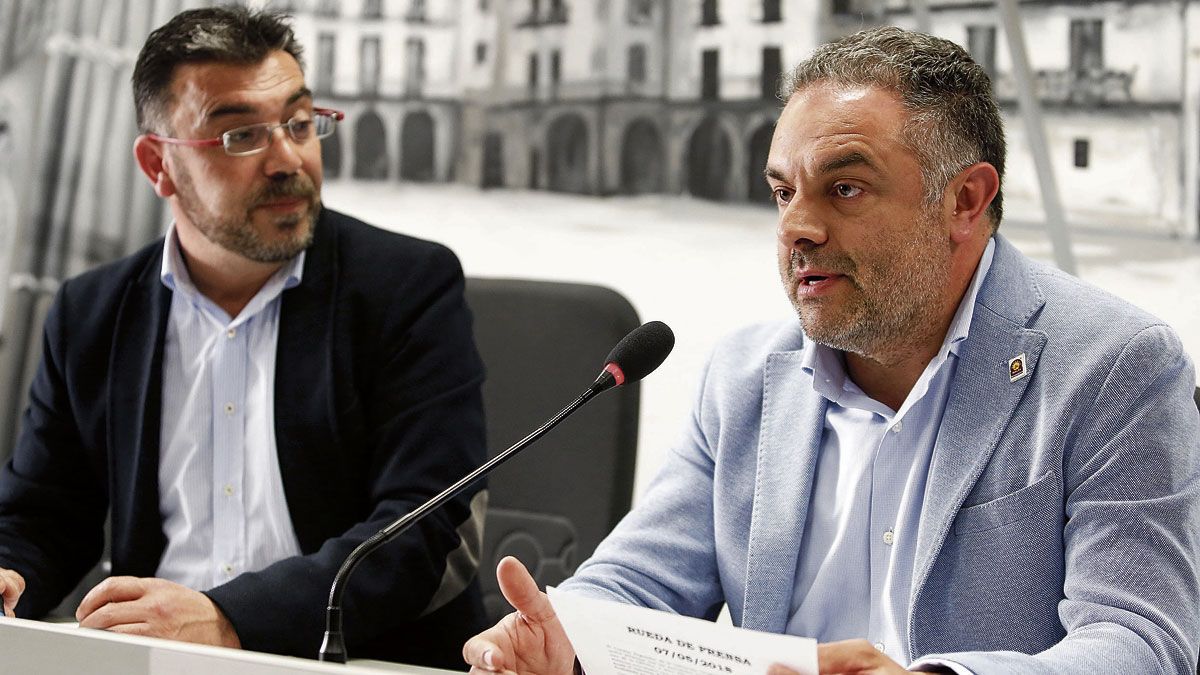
604, 321, 675, 384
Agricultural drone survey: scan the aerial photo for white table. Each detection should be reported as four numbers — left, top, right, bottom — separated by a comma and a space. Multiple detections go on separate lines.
0, 616, 461, 674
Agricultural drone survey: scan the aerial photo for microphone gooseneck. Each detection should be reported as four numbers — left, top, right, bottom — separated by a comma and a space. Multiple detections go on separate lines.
318, 321, 675, 662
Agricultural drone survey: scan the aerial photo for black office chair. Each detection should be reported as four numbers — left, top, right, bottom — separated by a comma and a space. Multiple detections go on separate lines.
464, 277, 641, 625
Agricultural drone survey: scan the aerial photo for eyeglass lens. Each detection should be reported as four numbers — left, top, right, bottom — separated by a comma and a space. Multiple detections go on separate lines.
224, 112, 339, 155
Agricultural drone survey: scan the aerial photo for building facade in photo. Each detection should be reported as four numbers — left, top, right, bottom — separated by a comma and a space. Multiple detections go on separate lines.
887, 0, 1199, 236
284, 0, 822, 206
452, 0, 821, 204
285, 0, 464, 183
290, 0, 1200, 237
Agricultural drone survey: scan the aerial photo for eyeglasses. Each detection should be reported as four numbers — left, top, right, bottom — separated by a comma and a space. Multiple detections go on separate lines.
147, 108, 345, 157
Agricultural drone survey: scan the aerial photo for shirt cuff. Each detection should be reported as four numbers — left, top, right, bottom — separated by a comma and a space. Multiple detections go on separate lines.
909, 657, 975, 675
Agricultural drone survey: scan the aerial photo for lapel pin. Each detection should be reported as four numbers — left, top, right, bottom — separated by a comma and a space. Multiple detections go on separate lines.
1008, 353, 1028, 383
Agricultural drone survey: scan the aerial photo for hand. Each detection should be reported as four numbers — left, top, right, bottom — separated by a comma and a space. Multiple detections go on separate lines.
75, 576, 240, 648
463, 556, 577, 674
769, 639, 908, 675
0, 568, 25, 617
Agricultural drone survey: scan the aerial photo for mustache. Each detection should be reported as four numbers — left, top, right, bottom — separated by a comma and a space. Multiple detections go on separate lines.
787, 249, 858, 277
252, 176, 316, 205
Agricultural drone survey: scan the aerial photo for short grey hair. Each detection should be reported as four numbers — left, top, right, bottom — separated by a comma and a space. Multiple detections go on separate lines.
781, 26, 1006, 228
132, 5, 304, 133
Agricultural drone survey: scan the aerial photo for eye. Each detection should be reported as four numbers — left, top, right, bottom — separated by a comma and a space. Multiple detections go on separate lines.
772, 187, 794, 206
289, 118, 314, 139
832, 183, 863, 199
225, 127, 260, 144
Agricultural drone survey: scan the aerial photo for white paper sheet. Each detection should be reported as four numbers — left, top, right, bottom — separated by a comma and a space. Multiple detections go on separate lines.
547, 587, 817, 675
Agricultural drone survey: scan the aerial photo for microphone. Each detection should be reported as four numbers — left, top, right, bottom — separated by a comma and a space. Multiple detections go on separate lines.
592, 319, 675, 392
318, 320, 675, 663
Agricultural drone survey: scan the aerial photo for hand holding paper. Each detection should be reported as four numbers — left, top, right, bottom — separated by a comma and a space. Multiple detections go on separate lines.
546, 586, 816, 675
463, 556, 577, 674
465, 556, 823, 675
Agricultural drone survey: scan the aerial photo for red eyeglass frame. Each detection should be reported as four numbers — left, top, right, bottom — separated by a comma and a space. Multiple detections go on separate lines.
145, 107, 346, 150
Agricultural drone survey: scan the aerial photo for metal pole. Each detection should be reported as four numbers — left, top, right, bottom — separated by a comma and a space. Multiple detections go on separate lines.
997, 0, 1078, 274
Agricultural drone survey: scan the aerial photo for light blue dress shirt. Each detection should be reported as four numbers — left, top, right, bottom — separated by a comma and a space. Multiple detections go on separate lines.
155, 227, 306, 591
785, 239, 996, 670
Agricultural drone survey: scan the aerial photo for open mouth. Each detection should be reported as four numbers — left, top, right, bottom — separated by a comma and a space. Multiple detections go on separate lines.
793, 272, 846, 296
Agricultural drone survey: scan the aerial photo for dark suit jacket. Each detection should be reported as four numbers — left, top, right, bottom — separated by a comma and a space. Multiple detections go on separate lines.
0, 208, 488, 667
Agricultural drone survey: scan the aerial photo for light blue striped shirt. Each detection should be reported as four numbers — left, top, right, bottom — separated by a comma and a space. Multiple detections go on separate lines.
785, 238, 995, 670
156, 227, 306, 591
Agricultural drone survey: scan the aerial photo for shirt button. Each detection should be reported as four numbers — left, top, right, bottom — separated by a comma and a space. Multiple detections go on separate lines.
224, 402, 235, 416
891, 421, 903, 433
223, 484, 235, 497
222, 564, 234, 576
882, 528, 895, 546
226, 327, 237, 339
874, 642, 886, 652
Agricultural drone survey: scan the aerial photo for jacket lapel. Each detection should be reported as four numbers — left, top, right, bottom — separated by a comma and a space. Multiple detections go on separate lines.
909, 236, 1047, 618
741, 348, 826, 633
107, 250, 171, 576
274, 211, 340, 553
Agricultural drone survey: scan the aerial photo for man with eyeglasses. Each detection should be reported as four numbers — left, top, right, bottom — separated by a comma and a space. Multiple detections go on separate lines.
0, 6, 487, 667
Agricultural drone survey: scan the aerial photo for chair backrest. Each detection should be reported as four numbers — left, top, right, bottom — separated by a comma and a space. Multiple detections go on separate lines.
464, 277, 641, 624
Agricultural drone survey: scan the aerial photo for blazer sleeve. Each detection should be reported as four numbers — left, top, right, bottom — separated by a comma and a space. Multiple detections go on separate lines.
558, 349, 727, 620
919, 324, 1200, 675
0, 282, 108, 617
204, 243, 488, 661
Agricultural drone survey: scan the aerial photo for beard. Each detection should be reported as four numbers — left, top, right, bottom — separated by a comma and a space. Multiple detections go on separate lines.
781, 208, 953, 359
173, 170, 319, 263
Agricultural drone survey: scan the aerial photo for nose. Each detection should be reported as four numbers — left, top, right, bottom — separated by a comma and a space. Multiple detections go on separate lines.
776, 195, 828, 251
261, 125, 303, 176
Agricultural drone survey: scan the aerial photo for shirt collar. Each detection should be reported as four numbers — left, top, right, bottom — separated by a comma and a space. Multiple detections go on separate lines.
943, 236, 995, 357
159, 223, 306, 319
800, 237, 997, 402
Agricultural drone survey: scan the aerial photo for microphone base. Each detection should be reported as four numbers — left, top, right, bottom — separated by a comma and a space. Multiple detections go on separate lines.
318, 605, 347, 663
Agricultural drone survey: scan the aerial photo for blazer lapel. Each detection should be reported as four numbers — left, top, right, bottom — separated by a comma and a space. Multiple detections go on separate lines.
107, 251, 171, 576
741, 349, 827, 633
910, 236, 1047, 615
274, 211, 340, 553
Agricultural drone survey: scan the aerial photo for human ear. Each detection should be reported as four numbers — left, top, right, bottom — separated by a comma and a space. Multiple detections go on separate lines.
133, 135, 176, 198
946, 162, 1000, 243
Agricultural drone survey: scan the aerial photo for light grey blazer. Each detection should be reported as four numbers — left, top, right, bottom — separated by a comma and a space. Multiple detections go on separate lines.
560, 235, 1200, 674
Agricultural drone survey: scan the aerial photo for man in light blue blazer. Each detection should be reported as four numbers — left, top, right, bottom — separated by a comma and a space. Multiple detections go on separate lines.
463, 27, 1200, 675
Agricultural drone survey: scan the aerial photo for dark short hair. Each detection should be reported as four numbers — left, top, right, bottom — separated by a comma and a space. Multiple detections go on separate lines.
781, 26, 1006, 228
132, 5, 304, 133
